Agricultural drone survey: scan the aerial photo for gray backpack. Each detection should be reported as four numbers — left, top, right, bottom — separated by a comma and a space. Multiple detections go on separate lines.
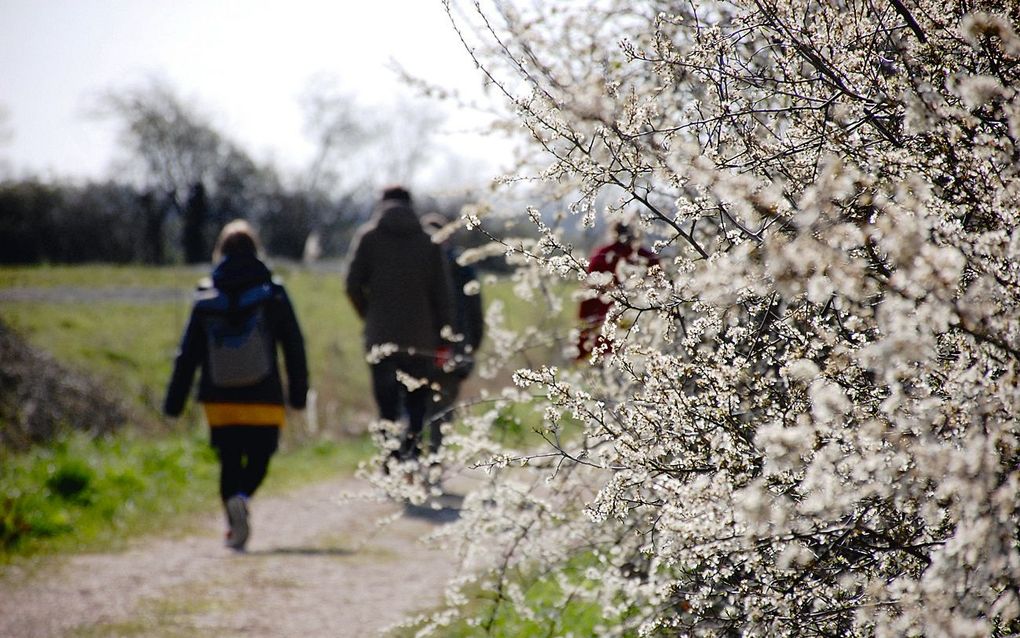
203, 287, 274, 388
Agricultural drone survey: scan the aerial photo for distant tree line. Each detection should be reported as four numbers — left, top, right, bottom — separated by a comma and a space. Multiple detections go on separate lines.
0, 175, 374, 265
0, 174, 492, 266
0, 76, 492, 266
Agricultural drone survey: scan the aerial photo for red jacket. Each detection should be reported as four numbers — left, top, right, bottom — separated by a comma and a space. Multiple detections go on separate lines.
578, 240, 658, 323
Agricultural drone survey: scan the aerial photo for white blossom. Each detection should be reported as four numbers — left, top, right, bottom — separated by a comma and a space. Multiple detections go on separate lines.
406, 1, 1020, 635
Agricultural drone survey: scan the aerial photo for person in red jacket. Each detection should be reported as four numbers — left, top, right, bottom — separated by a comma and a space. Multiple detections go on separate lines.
576, 222, 658, 360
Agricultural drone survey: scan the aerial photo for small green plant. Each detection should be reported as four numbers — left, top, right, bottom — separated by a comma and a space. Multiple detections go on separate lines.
0, 430, 217, 557
393, 555, 622, 638
46, 459, 95, 502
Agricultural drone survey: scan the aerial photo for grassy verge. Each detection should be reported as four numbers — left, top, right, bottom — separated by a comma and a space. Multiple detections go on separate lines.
392, 555, 618, 637
0, 264, 205, 289
0, 429, 216, 559
0, 428, 375, 562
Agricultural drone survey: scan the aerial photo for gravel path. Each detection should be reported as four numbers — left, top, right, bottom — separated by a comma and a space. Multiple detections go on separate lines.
0, 475, 471, 638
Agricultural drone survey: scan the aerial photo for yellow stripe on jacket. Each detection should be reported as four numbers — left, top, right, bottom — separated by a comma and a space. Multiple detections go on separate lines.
203, 403, 286, 428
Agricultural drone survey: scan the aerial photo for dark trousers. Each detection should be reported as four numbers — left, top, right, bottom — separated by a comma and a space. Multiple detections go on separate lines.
210, 425, 280, 502
371, 352, 431, 460
425, 373, 462, 455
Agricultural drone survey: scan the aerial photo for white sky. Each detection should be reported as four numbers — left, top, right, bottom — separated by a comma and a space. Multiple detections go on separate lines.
0, 0, 505, 184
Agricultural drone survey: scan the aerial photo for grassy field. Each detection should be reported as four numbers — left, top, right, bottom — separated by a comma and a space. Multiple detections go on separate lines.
0, 263, 376, 433
0, 264, 204, 289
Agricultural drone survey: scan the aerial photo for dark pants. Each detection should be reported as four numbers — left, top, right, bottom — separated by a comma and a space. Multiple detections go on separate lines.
425, 372, 462, 455
371, 352, 431, 460
210, 425, 280, 502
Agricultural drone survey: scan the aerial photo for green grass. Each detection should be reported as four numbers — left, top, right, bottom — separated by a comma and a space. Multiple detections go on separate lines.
3, 300, 188, 413
0, 263, 376, 431
273, 264, 377, 425
263, 432, 375, 492
0, 429, 217, 558
0, 428, 374, 561
0, 263, 206, 289
392, 555, 617, 638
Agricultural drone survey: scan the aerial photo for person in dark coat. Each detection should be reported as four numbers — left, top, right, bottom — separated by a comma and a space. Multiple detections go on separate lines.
577, 222, 659, 360
421, 213, 484, 465
164, 219, 308, 551
345, 186, 455, 469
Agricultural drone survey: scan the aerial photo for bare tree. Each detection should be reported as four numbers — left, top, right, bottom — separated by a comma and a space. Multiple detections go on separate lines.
98, 78, 277, 262
369, 99, 445, 188
100, 78, 227, 206
301, 77, 448, 194
299, 77, 373, 196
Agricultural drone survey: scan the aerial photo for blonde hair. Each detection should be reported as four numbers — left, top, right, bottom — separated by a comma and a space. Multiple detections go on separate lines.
212, 219, 261, 262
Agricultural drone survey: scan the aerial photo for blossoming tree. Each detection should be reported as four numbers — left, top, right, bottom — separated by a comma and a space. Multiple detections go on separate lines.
400, 1, 1019, 635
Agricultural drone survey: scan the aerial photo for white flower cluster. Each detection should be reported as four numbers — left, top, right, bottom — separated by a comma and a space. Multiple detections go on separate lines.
423, 1, 1020, 636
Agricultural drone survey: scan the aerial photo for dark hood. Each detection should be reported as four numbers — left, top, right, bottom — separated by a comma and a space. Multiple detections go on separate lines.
375, 200, 423, 236
211, 254, 273, 292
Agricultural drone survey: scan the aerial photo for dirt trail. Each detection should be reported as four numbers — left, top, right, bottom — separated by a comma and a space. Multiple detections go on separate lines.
0, 474, 473, 638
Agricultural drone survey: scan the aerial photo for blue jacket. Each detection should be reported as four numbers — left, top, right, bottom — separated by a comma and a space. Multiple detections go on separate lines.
164, 255, 308, 416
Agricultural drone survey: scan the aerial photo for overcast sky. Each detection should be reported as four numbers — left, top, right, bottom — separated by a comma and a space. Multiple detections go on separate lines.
0, 0, 503, 184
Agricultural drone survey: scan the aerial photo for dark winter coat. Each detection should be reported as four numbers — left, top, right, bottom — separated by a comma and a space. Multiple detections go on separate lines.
163, 254, 308, 416
345, 200, 455, 353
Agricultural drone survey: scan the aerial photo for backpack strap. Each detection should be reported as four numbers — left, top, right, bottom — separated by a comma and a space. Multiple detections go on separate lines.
195, 283, 273, 314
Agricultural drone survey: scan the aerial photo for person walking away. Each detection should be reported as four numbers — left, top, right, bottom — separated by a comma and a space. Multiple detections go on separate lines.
421, 213, 484, 473
164, 219, 308, 551
345, 186, 454, 474
576, 222, 658, 360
